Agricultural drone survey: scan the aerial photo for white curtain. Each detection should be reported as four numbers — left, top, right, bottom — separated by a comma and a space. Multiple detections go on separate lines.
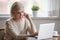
33, 0, 59, 17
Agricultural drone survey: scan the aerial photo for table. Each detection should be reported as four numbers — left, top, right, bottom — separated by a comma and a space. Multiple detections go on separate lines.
27, 36, 60, 40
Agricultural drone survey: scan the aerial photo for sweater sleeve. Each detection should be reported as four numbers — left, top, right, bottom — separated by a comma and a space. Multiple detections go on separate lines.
6, 21, 19, 38
25, 18, 37, 34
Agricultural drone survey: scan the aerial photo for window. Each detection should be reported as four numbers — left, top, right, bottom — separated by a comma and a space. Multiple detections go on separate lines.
0, 0, 7, 14
0, 0, 9, 16
0, 0, 59, 17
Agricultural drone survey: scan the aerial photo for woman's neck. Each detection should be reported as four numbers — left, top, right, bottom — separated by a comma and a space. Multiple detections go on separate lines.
13, 18, 22, 23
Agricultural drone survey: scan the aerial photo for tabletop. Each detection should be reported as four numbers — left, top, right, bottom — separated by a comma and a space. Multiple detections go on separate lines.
27, 36, 60, 40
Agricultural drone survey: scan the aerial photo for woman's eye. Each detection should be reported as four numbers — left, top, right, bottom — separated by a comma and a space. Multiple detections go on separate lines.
17, 12, 20, 14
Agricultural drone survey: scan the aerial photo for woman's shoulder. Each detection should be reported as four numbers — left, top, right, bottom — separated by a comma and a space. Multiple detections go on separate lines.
6, 17, 13, 22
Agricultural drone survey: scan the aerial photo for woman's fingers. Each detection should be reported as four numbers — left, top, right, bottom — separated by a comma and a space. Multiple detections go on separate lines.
24, 13, 30, 19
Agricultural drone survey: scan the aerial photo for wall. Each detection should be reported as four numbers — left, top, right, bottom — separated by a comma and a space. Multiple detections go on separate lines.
0, 17, 60, 34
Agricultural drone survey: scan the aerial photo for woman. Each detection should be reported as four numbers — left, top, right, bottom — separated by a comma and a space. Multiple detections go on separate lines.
5, 1, 38, 40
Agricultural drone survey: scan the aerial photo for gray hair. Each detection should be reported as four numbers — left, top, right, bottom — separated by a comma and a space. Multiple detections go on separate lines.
10, 1, 24, 17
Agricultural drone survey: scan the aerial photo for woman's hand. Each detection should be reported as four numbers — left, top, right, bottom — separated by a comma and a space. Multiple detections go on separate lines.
27, 32, 38, 37
31, 32, 38, 37
24, 13, 30, 20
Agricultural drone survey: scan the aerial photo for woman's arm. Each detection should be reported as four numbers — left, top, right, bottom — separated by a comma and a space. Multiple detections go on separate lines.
24, 13, 38, 37
6, 21, 19, 38
27, 26, 38, 37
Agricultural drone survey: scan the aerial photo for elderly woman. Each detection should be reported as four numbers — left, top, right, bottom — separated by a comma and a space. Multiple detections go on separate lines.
5, 1, 38, 40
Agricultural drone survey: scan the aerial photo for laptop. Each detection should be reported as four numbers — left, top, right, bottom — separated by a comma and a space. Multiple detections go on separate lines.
37, 23, 55, 40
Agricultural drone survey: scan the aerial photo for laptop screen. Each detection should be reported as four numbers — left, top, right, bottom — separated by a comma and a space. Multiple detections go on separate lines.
38, 23, 55, 40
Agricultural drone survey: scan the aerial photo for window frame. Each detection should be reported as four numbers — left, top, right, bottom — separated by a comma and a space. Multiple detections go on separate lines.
0, 0, 60, 18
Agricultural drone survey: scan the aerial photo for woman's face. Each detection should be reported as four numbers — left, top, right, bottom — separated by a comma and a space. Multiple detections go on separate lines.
13, 9, 24, 19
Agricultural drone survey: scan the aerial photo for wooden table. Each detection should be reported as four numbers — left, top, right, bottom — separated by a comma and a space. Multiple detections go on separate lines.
27, 36, 60, 40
